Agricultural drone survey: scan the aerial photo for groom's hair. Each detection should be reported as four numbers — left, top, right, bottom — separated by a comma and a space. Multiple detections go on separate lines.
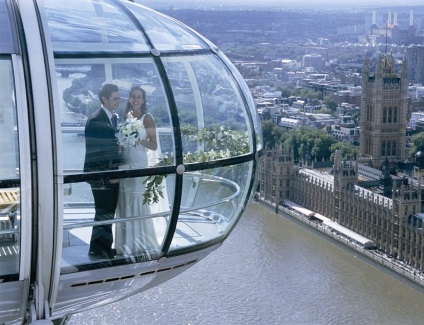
98, 83, 119, 104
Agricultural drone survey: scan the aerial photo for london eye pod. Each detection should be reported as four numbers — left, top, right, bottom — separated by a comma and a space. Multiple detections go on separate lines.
0, 0, 262, 324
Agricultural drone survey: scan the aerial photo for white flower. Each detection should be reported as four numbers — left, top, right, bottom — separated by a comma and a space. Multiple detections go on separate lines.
115, 113, 146, 148
208, 149, 217, 160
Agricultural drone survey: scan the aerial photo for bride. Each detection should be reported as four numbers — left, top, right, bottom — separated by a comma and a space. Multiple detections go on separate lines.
115, 85, 159, 258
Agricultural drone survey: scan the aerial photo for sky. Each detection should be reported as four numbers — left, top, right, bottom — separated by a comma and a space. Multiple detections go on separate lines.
138, 0, 424, 9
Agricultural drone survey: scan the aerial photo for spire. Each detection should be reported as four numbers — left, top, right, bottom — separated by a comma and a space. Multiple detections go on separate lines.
363, 54, 370, 75
376, 54, 384, 76
376, 53, 396, 76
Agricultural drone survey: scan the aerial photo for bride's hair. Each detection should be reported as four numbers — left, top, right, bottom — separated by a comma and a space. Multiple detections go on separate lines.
124, 85, 147, 119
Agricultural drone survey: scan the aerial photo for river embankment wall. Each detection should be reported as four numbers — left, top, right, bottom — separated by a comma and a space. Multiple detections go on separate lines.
255, 197, 424, 293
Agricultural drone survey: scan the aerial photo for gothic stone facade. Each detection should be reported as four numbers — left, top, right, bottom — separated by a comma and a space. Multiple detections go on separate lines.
261, 147, 424, 270
359, 54, 408, 169
259, 145, 293, 207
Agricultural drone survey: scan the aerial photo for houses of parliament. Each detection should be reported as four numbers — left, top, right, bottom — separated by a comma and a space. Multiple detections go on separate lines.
260, 54, 424, 271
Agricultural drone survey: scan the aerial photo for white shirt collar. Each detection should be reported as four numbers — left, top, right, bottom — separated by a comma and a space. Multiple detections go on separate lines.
102, 105, 113, 120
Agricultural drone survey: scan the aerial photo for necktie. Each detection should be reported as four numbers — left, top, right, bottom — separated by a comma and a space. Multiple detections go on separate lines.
111, 113, 117, 129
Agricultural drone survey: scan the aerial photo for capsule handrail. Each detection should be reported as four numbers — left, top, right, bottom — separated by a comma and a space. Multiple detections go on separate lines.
63, 172, 241, 230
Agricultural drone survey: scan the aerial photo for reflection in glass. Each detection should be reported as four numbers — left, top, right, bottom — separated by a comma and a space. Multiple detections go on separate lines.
218, 53, 263, 151
0, 0, 17, 54
169, 162, 252, 252
192, 55, 248, 130
57, 59, 174, 175
62, 173, 171, 269
125, 2, 208, 51
162, 55, 252, 165
44, 0, 149, 52
0, 59, 20, 280
58, 59, 175, 270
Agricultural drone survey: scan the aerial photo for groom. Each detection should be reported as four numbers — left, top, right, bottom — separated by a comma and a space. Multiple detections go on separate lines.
84, 83, 122, 259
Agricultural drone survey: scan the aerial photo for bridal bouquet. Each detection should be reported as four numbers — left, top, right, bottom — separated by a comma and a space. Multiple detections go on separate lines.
115, 113, 146, 147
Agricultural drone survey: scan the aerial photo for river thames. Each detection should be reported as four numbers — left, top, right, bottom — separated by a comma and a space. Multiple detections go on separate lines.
67, 202, 424, 325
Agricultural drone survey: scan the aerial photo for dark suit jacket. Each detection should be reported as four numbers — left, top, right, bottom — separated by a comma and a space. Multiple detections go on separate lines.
84, 108, 121, 180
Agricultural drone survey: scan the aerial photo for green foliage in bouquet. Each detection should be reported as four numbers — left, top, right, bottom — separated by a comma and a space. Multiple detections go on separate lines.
142, 125, 250, 205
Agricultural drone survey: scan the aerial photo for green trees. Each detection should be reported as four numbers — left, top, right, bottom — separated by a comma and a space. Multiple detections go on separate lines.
275, 86, 322, 101
261, 119, 288, 149
262, 122, 341, 162
323, 96, 338, 112
278, 87, 291, 98
285, 127, 337, 162
409, 132, 424, 158
330, 141, 358, 160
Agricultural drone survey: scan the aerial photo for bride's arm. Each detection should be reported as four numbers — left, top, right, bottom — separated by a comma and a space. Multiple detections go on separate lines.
140, 113, 158, 151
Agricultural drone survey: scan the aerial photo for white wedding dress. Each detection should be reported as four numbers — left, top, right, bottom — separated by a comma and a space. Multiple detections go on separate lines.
115, 113, 159, 258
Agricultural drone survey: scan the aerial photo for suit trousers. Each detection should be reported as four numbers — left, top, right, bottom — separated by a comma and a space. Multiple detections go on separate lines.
89, 184, 119, 255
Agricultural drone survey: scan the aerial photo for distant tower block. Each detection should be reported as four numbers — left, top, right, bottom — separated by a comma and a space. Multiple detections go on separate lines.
372, 11, 376, 25
387, 10, 392, 24
394, 11, 398, 26
410, 10, 414, 26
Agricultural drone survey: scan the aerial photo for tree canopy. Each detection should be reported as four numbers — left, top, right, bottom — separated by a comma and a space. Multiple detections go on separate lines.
261, 119, 288, 149
323, 96, 338, 112
262, 121, 346, 162
285, 127, 337, 162
330, 141, 358, 160
409, 132, 424, 158
275, 86, 322, 101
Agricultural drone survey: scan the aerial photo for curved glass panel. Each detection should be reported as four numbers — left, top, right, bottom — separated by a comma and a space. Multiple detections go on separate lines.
56, 57, 175, 172
0, 58, 20, 280
54, 57, 174, 270
39, 0, 260, 274
162, 54, 252, 164
43, 0, 149, 52
124, 2, 208, 51
61, 173, 172, 271
0, 0, 18, 54
168, 161, 252, 252
218, 53, 263, 151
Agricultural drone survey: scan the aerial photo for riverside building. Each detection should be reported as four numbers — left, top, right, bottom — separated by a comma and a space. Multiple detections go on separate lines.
260, 146, 424, 271
259, 54, 424, 271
